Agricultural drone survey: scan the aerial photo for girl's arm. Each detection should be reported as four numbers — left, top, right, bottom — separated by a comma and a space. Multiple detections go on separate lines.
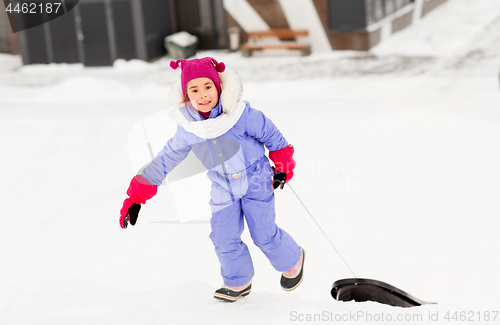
244, 103, 296, 186
244, 104, 289, 151
120, 126, 191, 229
141, 126, 192, 186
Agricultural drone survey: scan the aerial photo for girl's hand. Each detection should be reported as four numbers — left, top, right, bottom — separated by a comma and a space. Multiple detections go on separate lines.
120, 200, 141, 229
119, 175, 157, 229
272, 170, 287, 190
269, 144, 296, 187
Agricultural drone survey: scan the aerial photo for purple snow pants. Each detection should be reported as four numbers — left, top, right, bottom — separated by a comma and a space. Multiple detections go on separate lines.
208, 156, 302, 287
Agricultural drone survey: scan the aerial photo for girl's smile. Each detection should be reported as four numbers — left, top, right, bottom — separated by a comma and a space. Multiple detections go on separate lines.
187, 77, 219, 113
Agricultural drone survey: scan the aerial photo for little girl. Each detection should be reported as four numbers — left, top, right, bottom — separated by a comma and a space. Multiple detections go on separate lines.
119, 57, 304, 302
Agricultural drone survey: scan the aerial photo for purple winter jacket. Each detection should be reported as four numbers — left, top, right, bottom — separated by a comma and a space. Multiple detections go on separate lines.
141, 68, 288, 187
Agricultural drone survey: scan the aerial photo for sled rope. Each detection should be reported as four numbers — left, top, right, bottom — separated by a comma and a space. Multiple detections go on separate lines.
287, 183, 358, 278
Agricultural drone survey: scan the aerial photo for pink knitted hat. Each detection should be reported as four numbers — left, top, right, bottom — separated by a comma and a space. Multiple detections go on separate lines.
170, 57, 226, 99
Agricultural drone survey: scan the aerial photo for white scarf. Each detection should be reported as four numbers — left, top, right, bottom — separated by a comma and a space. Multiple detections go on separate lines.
176, 101, 246, 139
166, 66, 245, 139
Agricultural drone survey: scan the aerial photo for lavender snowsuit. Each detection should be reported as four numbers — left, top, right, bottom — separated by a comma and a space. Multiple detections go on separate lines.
141, 67, 301, 286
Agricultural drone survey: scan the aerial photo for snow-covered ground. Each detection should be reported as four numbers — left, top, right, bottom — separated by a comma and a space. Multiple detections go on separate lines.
1, 0, 499, 324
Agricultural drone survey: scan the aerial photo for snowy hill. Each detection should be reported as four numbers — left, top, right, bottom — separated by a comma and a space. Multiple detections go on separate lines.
0, 0, 499, 324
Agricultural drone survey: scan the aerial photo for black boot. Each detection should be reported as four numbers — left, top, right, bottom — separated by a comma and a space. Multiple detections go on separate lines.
281, 249, 305, 291
214, 284, 252, 302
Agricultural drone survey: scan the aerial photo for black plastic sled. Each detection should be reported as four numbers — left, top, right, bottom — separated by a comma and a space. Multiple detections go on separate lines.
331, 278, 434, 308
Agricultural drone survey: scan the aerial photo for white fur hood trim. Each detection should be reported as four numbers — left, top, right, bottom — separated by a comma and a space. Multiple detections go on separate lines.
166, 66, 244, 138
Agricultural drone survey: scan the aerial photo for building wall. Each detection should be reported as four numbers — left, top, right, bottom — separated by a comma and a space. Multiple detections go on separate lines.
0, 1, 19, 54
13, 0, 229, 65
5, 0, 448, 63
392, 9, 413, 33
422, 0, 447, 17
223, 0, 448, 52
247, 0, 289, 29
16, 0, 179, 65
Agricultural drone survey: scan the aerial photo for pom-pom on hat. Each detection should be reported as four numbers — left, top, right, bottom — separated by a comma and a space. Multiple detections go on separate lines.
170, 57, 226, 99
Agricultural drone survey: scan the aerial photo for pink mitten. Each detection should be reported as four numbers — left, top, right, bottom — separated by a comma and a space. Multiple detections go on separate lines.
119, 175, 157, 229
269, 144, 296, 185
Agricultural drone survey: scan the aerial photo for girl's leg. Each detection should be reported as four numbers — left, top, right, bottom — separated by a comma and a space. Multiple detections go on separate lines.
209, 180, 254, 287
242, 159, 302, 272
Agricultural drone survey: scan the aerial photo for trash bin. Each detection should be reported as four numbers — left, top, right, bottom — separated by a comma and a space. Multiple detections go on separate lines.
228, 27, 241, 52
164, 32, 199, 60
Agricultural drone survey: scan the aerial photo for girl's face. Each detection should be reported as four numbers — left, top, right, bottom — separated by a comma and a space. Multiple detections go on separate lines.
186, 77, 218, 112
